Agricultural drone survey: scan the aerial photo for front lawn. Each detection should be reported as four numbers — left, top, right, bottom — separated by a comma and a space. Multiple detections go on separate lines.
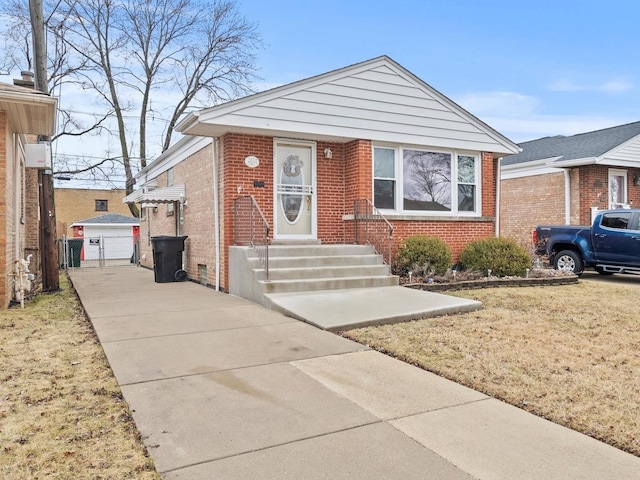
343, 280, 640, 456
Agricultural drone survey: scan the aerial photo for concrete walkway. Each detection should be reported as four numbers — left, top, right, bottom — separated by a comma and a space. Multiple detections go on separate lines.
69, 266, 640, 479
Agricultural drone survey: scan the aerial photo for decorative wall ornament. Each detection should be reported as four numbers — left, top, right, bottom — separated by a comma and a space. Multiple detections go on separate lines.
283, 154, 303, 177
244, 155, 260, 168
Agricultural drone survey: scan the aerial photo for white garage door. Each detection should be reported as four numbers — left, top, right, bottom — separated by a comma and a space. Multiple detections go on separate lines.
83, 226, 135, 260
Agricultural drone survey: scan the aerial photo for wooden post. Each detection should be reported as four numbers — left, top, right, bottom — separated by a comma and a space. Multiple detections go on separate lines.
30, 0, 59, 291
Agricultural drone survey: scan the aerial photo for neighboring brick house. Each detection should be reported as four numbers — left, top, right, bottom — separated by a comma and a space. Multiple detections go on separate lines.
55, 188, 134, 237
0, 81, 57, 308
500, 122, 640, 247
125, 56, 520, 291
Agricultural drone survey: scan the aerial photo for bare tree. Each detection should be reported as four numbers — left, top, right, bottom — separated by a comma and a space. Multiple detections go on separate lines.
61, 0, 261, 216
1, 0, 262, 215
1, 1, 110, 145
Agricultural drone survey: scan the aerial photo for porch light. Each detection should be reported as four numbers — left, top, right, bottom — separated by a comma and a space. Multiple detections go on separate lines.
323, 148, 333, 159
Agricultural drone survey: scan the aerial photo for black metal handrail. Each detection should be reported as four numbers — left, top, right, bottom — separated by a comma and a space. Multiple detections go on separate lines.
353, 199, 393, 267
233, 195, 270, 279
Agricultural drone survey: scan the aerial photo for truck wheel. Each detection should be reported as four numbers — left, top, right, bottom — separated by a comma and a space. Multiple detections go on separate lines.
553, 250, 583, 274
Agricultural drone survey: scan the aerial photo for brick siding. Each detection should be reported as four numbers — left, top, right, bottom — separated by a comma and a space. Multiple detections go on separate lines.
55, 188, 134, 237
500, 172, 566, 248
0, 111, 8, 306
501, 165, 640, 249
142, 132, 500, 291
0, 113, 41, 308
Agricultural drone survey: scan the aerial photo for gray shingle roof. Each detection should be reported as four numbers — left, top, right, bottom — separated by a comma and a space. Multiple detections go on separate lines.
502, 121, 640, 166
72, 213, 139, 225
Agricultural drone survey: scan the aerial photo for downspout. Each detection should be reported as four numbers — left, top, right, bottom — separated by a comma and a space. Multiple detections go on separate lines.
13, 134, 21, 260
495, 156, 501, 237
212, 138, 220, 291
564, 168, 571, 224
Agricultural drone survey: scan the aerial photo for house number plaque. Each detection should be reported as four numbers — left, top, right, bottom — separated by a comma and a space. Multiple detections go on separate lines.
244, 155, 260, 168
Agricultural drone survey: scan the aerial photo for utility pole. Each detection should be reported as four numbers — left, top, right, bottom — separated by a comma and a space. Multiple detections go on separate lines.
30, 0, 59, 291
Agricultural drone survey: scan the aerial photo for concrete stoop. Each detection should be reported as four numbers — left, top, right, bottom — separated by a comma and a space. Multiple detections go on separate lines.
229, 244, 398, 303
229, 244, 479, 330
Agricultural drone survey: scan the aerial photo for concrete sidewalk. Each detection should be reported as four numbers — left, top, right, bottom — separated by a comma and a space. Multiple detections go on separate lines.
69, 266, 640, 479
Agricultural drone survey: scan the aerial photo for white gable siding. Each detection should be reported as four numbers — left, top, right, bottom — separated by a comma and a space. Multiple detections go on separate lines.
185, 58, 518, 155
603, 135, 640, 165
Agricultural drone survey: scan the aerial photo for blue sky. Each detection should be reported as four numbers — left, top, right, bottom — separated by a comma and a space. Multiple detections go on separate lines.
240, 0, 640, 142
6, 0, 640, 187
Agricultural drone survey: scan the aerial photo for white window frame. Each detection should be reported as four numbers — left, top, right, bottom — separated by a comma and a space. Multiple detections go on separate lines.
372, 144, 481, 216
608, 168, 628, 209
373, 146, 397, 210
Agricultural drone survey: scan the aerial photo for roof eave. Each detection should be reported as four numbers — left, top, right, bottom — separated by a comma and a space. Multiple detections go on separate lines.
550, 157, 598, 168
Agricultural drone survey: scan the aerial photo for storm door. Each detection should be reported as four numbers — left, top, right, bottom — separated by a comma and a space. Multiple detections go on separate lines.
274, 140, 316, 239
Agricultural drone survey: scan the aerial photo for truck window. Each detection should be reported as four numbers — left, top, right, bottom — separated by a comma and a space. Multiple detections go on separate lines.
600, 213, 631, 230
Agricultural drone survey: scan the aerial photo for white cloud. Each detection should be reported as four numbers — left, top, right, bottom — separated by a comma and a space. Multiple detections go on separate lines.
453, 89, 636, 143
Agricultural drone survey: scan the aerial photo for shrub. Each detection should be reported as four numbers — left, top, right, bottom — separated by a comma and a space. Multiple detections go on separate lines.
459, 237, 531, 277
394, 235, 452, 277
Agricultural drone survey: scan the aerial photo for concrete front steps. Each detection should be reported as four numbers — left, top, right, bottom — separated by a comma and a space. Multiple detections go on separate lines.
229, 244, 398, 305
229, 244, 481, 331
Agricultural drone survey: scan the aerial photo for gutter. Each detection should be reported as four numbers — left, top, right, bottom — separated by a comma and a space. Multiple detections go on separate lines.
496, 157, 501, 236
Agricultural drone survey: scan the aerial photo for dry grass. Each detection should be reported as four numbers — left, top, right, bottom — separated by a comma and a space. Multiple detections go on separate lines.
343, 280, 640, 457
0, 274, 159, 479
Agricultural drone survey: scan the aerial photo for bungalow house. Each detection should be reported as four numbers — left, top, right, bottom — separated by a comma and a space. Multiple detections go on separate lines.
500, 121, 640, 247
0, 80, 57, 307
124, 56, 519, 301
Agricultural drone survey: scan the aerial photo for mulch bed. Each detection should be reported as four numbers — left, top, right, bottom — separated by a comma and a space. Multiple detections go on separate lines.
402, 270, 578, 292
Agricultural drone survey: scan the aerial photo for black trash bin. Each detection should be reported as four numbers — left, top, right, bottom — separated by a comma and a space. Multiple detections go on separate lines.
60, 238, 83, 268
151, 235, 188, 283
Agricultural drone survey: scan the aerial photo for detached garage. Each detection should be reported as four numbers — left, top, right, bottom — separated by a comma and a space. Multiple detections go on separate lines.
70, 213, 140, 261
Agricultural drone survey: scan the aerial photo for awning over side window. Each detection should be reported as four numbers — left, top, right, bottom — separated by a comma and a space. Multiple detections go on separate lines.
123, 184, 186, 204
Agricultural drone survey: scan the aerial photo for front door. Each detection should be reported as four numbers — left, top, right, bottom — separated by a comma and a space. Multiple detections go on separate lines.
274, 140, 316, 240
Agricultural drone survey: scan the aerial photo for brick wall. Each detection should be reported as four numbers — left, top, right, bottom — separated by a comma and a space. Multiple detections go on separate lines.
143, 133, 502, 291
0, 112, 8, 307
0, 115, 38, 308
499, 172, 566, 248
500, 165, 640, 248
138, 142, 218, 287
221, 134, 274, 290
176, 143, 216, 284
55, 188, 133, 237
344, 139, 372, 207
576, 165, 640, 224
317, 141, 347, 243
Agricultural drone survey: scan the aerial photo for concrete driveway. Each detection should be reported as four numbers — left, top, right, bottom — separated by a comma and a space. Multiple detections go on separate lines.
580, 269, 640, 287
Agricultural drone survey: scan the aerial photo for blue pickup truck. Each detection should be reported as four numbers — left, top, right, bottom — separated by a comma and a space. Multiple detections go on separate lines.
534, 209, 640, 275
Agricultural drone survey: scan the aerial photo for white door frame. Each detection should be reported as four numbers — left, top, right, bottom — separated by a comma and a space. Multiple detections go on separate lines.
608, 168, 628, 209
273, 138, 317, 240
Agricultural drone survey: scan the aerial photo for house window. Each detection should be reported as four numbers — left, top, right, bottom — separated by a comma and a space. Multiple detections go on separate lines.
458, 155, 477, 212
608, 169, 627, 209
373, 147, 396, 209
95, 199, 108, 211
403, 150, 452, 211
374, 146, 479, 215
